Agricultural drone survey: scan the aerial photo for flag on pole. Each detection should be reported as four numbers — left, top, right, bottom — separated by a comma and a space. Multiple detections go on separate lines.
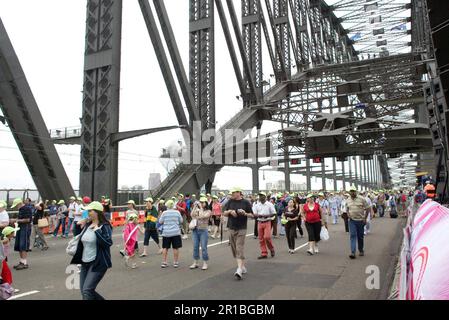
350, 32, 362, 41
391, 23, 406, 31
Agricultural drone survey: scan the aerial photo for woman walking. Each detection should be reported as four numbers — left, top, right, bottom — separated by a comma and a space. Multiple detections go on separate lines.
210, 195, 222, 239
293, 196, 304, 238
282, 199, 299, 254
32, 202, 49, 250
70, 201, 112, 300
301, 194, 325, 255
189, 197, 211, 270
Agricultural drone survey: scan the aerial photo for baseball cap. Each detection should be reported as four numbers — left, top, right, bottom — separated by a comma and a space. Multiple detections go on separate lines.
82, 196, 92, 204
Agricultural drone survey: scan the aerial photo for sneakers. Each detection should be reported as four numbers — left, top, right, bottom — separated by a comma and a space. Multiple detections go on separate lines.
241, 266, 247, 274
139, 253, 148, 258
14, 263, 29, 270
307, 249, 314, 255
288, 249, 295, 254
201, 263, 208, 270
314, 247, 319, 254
182, 235, 188, 240
359, 251, 365, 256
234, 268, 243, 280
173, 261, 179, 268
271, 251, 275, 257
119, 249, 125, 257
190, 261, 199, 269
349, 253, 356, 259
210, 235, 216, 239
257, 255, 267, 260
161, 262, 168, 268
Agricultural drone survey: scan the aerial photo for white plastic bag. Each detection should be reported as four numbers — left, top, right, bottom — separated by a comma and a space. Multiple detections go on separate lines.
320, 226, 329, 241
189, 219, 198, 230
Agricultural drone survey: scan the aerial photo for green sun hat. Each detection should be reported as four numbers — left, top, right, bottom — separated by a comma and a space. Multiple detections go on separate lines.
11, 198, 23, 209
166, 200, 174, 208
318, 192, 325, 197
127, 200, 136, 205
145, 197, 154, 203
349, 185, 357, 192
199, 197, 208, 202
58, 200, 65, 205
230, 187, 242, 194
2, 226, 20, 237
0, 200, 7, 208
258, 192, 267, 197
306, 193, 314, 199
212, 195, 218, 200
83, 201, 104, 212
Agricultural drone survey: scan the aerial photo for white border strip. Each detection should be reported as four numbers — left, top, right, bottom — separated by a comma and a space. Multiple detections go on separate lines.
7, 290, 40, 300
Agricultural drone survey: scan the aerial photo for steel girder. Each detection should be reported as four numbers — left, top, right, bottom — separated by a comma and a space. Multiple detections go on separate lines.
190, 0, 215, 134
79, 0, 123, 203
0, 18, 75, 201
242, 0, 263, 103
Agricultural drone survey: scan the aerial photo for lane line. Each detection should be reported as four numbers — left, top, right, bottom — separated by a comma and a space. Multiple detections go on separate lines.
294, 242, 309, 252
207, 233, 254, 248
7, 290, 40, 300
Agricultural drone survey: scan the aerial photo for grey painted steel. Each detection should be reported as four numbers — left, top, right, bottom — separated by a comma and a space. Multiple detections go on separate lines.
242, 0, 263, 104
0, 18, 74, 201
110, 126, 182, 144
215, 0, 246, 97
139, 0, 190, 136
190, 0, 216, 133
153, 0, 200, 124
226, 0, 258, 101
79, 0, 123, 203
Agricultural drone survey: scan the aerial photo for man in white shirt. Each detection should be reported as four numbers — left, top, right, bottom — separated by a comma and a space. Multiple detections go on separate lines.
0, 200, 10, 229
252, 192, 276, 259
65, 196, 77, 237
328, 193, 339, 225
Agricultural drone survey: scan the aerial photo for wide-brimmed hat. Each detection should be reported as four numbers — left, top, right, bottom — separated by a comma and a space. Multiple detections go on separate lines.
11, 198, 23, 209
2, 226, 20, 237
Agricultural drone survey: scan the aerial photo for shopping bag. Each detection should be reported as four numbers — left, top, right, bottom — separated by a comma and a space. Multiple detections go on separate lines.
320, 226, 329, 241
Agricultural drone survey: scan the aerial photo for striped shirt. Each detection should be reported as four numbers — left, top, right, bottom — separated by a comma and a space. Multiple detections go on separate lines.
159, 209, 182, 237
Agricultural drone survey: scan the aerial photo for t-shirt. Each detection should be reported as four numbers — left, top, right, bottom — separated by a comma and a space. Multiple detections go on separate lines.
224, 198, 253, 230
73, 203, 83, 222
81, 227, 97, 263
17, 205, 33, 227
0, 210, 9, 226
159, 210, 182, 237
345, 196, 370, 221
252, 201, 276, 222
32, 208, 45, 225
145, 206, 158, 230
68, 202, 76, 219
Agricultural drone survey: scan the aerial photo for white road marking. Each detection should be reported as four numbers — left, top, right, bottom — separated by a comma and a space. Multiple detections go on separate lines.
7, 290, 40, 300
294, 242, 309, 252
207, 233, 254, 248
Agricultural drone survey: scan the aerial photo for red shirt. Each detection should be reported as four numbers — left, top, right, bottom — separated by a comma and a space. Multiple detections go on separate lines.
303, 203, 321, 223
176, 201, 187, 215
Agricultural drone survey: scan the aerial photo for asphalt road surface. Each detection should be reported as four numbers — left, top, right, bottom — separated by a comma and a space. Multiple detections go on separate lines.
7, 216, 403, 300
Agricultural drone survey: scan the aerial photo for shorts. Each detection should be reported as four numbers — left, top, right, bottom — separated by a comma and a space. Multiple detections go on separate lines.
229, 229, 246, 259
162, 235, 182, 249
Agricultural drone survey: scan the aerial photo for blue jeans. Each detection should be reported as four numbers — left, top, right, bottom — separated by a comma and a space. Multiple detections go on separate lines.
53, 218, 66, 236
65, 218, 74, 236
192, 228, 209, 261
277, 216, 285, 235
377, 205, 384, 217
80, 262, 106, 300
349, 219, 365, 254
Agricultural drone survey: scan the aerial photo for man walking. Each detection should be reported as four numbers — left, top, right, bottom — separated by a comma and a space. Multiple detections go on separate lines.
223, 187, 253, 280
345, 186, 370, 259
328, 193, 339, 225
252, 192, 276, 259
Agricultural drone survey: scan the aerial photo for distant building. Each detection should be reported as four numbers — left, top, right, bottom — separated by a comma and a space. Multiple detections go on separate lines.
266, 180, 307, 192
148, 173, 161, 191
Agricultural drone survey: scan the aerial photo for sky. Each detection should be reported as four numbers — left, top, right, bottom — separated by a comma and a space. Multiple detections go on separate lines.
0, 0, 409, 194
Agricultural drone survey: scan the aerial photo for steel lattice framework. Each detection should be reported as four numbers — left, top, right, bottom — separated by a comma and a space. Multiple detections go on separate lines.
1, 0, 444, 201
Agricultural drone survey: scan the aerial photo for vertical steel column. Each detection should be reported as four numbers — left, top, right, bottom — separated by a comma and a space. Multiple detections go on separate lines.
273, 0, 291, 80
358, 157, 363, 190
308, 0, 324, 66
341, 159, 346, 190
348, 156, 352, 188
353, 156, 358, 188
190, 0, 215, 133
242, 0, 263, 104
79, 0, 123, 203
291, 0, 311, 70
332, 158, 337, 191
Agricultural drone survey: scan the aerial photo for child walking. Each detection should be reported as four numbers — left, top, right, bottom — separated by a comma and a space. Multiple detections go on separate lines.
123, 214, 144, 269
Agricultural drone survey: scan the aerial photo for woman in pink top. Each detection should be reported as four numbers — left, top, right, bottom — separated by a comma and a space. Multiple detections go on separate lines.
210, 196, 222, 239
